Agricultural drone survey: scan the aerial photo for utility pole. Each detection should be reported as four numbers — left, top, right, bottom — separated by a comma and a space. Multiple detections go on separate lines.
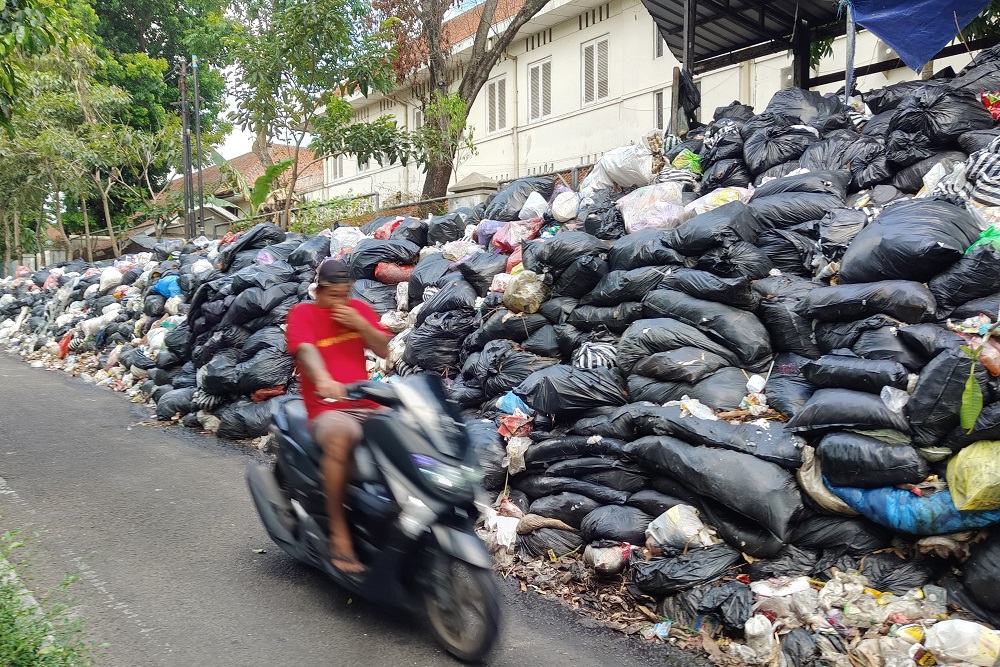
192, 55, 206, 238
179, 64, 196, 239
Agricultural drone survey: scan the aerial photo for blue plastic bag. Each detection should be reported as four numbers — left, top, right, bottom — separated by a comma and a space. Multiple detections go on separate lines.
152, 275, 182, 298
827, 480, 1000, 536
496, 391, 533, 415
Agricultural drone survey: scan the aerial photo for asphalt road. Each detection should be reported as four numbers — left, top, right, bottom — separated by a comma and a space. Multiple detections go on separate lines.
0, 352, 707, 667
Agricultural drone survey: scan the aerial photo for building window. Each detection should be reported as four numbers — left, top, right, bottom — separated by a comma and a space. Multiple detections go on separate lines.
654, 25, 665, 59
654, 90, 664, 130
329, 155, 344, 181
487, 76, 507, 133
582, 36, 609, 105
414, 107, 424, 130
528, 58, 552, 121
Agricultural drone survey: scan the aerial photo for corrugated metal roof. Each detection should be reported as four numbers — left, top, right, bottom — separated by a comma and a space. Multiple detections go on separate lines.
642, 0, 844, 74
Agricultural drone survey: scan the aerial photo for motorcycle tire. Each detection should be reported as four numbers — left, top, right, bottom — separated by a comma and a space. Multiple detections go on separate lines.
424, 557, 501, 663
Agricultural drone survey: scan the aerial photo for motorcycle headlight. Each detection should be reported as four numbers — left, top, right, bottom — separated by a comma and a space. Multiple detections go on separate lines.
412, 454, 478, 501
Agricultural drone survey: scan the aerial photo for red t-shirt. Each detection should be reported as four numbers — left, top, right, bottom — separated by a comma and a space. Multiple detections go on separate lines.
285, 300, 390, 419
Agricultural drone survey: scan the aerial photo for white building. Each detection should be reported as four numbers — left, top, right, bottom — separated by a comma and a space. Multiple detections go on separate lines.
320, 0, 982, 204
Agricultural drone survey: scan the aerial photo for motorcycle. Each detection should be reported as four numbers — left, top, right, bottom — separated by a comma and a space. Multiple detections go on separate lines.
245, 374, 501, 662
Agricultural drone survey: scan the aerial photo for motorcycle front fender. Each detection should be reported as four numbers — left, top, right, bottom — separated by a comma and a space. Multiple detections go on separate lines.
429, 524, 493, 570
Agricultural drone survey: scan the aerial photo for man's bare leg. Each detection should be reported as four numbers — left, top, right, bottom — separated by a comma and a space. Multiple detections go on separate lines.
314, 411, 364, 574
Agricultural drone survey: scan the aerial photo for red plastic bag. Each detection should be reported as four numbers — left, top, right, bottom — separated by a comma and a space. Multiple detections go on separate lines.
373, 217, 403, 240
252, 386, 286, 403
58, 332, 73, 359
506, 246, 523, 273
42, 273, 60, 290
374, 262, 415, 284
983, 91, 1000, 121
492, 218, 544, 253
14, 265, 32, 278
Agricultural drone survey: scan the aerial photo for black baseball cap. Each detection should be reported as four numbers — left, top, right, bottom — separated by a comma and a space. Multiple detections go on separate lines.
317, 258, 352, 285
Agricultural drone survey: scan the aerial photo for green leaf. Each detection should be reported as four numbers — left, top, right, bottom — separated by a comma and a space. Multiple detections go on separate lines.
250, 158, 293, 213
961, 370, 985, 432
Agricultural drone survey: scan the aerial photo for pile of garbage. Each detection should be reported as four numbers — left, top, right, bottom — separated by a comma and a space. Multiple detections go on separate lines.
7, 47, 1000, 664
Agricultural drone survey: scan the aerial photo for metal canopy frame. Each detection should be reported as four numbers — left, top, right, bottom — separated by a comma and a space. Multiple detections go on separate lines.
642, 0, 845, 79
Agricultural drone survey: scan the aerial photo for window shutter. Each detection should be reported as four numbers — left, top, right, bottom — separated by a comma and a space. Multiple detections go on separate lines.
542, 61, 552, 117
597, 38, 609, 100
654, 91, 664, 130
583, 43, 595, 104
497, 78, 507, 129
530, 65, 540, 120
488, 81, 497, 132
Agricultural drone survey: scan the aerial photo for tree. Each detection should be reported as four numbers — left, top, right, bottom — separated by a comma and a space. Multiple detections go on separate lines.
229, 0, 403, 225
1, 0, 68, 134
372, 0, 555, 199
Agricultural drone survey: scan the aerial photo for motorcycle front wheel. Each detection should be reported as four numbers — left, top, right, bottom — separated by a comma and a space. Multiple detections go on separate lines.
424, 557, 501, 663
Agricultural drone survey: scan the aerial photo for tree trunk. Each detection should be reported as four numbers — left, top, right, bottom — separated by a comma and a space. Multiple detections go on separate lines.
2, 212, 11, 277
421, 162, 454, 200
53, 179, 70, 255
36, 200, 46, 268
921, 61, 935, 80
13, 210, 21, 264
252, 129, 273, 168
96, 171, 121, 257
81, 195, 93, 262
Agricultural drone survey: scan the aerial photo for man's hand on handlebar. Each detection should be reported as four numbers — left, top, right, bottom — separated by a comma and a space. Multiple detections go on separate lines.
316, 379, 347, 402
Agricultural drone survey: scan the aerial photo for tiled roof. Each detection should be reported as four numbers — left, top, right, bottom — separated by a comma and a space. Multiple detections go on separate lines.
164, 145, 324, 197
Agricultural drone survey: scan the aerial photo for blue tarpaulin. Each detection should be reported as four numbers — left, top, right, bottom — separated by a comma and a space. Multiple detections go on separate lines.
850, 0, 991, 71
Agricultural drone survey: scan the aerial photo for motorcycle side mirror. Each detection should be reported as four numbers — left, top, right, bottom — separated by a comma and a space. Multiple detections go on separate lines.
347, 381, 401, 407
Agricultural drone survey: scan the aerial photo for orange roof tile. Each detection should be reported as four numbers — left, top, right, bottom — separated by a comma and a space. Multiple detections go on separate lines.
165, 145, 324, 198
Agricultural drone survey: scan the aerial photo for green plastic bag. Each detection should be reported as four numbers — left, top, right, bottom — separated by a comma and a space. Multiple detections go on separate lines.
671, 149, 703, 175
948, 440, 1000, 510
966, 226, 1000, 253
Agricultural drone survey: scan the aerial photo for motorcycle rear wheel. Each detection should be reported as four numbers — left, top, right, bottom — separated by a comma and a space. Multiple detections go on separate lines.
424, 557, 501, 663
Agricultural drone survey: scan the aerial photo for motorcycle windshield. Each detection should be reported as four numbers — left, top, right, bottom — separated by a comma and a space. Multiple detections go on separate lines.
393, 375, 469, 461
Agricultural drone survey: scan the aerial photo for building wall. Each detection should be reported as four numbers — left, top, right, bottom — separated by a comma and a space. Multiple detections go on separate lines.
321, 1, 982, 203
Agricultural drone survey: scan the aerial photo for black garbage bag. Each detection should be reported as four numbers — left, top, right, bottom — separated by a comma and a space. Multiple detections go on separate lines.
909, 348, 990, 447
786, 388, 910, 434
517, 528, 583, 559
746, 545, 819, 580
884, 129, 938, 168
632, 544, 743, 596
946, 402, 1000, 452
581, 267, 667, 306
232, 261, 298, 294
154, 239, 186, 260
199, 348, 241, 395
545, 455, 631, 479
753, 170, 851, 199
756, 230, 817, 278
155, 387, 197, 421
522, 232, 605, 277
953, 293, 1000, 320
144, 294, 167, 317
701, 131, 745, 169
643, 289, 771, 367
607, 230, 686, 271
748, 191, 845, 229
898, 323, 965, 361
753, 161, 803, 186
528, 493, 602, 529
700, 159, 752, 192
667, 201, 762, 255
817, 432, 929, 489
579, 505, 652, 544
150, 383, 174, 402
156, 350, 181, 369
521, 325, 564, 359
801, 355, 907, 394
624, 436, 804, 541
839, 199, 981, 284
164, 322, 192, 358
427, 211, 470, 244
766, 88, 850, 132
474, 340, 560, 398
216, 399, 277, 440
239, 326, 286, 363
524, 436, 626, 466
348, 238, 420, 280
839, 136, 892, 190
715, 101, 754, 121
350, 279, 397, 315
627, 370, 746, 412
257, 238, 304, 264
866, 80, 946, 114
661, 268, 759, 310
765, 374, 815, 418
515, 365, 627, 415
744, 125, 819, 175
959, 128, 1000, 153
962, 533, 1000, 614
828, 318, 925, 371
929, 243, 1000, 317
220, 282, 298, 329
584, 204, 627, 240
403, 310, 477, 374
790, 515, 888, 555
551, 255, 609, 299
798, 134, 857, 171
697, 581, 753, 633
389, 217, 428, 246
695, 242, 775, 281
617, 317, 742, 373
628, 405, 804, 468
450, 380, 485, 408
631, 347, 729, 384
457, 252, 509, 297
483, 177, 554, 221
416, 280, 477, 324
235, 346, 295, 393
860, 553, 938, 596
566, 302, 644, 333
463, 310, 549, 352
216, 223, 287, 272
288, 235, 330, 269
861, 110, 893, 137
514, 475, 630, 505
800, 281, 937, 324
467, 419, 506, 490
893, 150, 967, 193
888, 86, 994, 147
819, 208, 868, 260
408, 253, 459, 304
